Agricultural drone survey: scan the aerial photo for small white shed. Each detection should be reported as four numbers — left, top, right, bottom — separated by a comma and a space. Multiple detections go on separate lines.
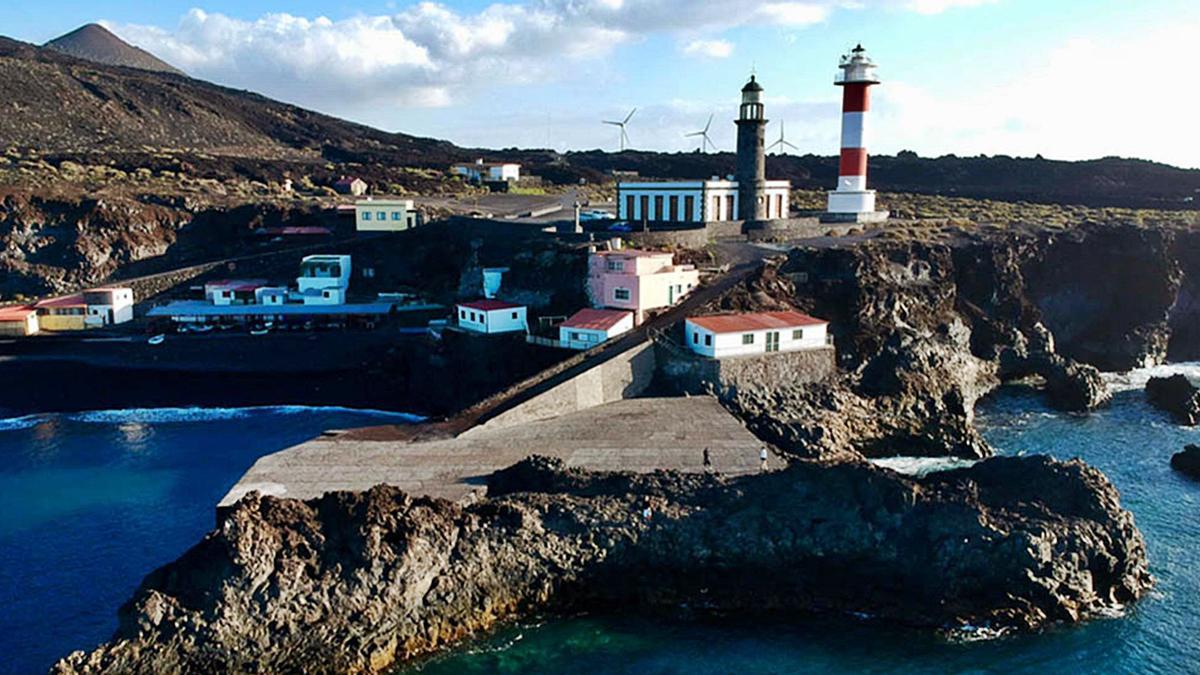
456, 300, 528, 334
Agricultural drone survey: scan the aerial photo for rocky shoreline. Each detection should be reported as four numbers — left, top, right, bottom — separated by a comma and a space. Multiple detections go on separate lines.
54, 221, 1200, 672
54, 454, 1150, 674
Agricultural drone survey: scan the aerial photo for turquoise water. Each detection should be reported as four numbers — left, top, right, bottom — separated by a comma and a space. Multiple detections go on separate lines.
0, 406, 420, 675
405, 375, 1200, 675
3, 372, 1199, 674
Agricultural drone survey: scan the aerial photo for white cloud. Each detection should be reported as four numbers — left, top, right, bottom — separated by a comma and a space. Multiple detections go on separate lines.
105, 0, 954, 116
904, 0, 998, 15
682, 39, 734, 58
869, 25, 1200, 167
756, 2, 831, 26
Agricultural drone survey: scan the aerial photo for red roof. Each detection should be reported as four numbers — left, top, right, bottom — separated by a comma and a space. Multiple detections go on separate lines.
0, 305, 35, 321
459, 299, 523, 312
334, 176, 363, 186
562, 308, 632, 331
594, 248, 670, 258
205, 279, 269, 292
35, 294, 86, 309
255, 226, 332, 236
687, 311, 827, 334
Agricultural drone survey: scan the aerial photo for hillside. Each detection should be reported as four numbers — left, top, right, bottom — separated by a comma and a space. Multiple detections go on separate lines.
542, 150, 1200, 211
44, 23, 183, 75
0, 35, 468, 173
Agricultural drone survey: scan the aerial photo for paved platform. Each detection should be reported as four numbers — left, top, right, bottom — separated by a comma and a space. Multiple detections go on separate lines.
220, 396, 769, 507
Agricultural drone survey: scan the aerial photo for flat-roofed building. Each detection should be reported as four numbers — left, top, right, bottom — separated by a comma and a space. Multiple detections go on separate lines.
298, 255, 351, 294
685, 311, 828, 359
0, 306, 38, 336
355, 199, 419, 232
558, 308, 633, 350
617, 179, 790, 224
451, 160, 521, 184
456, 299, 528, 335
588, 248, 699, 324
82, 287, 134, 327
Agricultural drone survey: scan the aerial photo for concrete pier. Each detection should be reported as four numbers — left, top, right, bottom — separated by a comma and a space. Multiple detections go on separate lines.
220, 396, 771, 508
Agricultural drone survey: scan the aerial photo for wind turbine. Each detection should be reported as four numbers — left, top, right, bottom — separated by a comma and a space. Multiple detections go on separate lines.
685, 113, 717, 153
767, 121, 799, 155
603, 108, 636, 152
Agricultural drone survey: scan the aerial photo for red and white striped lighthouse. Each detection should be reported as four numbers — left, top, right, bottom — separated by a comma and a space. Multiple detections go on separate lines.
827, 44, 883, 218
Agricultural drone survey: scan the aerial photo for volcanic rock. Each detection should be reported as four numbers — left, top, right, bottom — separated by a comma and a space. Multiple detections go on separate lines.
1170, 445, 1200, 480
54, 455, 1151, 674
1146, 374, 1200, 425
44, 24, 183, 75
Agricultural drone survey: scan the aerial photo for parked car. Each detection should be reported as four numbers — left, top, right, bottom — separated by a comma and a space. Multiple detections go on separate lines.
607, 221, 632, 232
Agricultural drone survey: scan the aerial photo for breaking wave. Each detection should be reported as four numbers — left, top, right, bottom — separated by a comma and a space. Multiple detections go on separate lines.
0, 414, 49, 432
0, 406, 423, 427
1103, 361, 1200, 393
869, 456, 978, 477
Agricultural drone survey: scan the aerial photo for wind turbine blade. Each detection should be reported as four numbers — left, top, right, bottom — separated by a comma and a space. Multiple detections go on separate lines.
685, 131, 703, 137
703, 113, 713, 133
603, 120, 621, 126
624, 108, 637, 124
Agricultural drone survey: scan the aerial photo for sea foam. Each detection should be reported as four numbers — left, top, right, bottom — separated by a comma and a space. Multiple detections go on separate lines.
1103, 361, 1200, 393
64, 406, 425, 425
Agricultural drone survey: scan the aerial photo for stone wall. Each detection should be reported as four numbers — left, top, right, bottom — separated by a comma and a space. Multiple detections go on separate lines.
656, 341, 836, 399
462, 340, 658, 435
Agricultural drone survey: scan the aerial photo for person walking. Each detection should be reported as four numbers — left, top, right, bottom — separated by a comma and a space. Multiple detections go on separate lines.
703, 447, 713, 473
759, 446, 769, 472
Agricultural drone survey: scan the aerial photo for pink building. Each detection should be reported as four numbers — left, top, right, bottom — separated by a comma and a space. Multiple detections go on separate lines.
587, 249, 700, 324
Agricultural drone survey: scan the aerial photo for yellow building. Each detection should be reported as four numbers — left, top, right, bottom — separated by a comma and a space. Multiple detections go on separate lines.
35, 294, 89, 331
0, 306, 39, 336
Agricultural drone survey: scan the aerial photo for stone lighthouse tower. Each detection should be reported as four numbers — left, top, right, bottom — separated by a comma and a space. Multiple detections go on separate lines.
735, 75, 768, 222
825, 44, 887, 222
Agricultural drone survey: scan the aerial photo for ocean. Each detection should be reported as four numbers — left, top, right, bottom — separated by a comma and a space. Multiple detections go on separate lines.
2, 367, 1198, 674
0, 406, 421, 675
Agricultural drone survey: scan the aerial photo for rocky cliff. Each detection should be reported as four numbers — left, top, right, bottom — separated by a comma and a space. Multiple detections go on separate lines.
693, 223, 1200, 460
54, 455, 1150, 674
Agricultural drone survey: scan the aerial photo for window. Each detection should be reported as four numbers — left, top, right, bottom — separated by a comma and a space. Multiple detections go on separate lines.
742, 334, 755, 345
653, 195, 664, 221
668, 195, 679, 221
693, 332, 699, 344
460, 310, 466, 320
392, 212, 402, 221
684, 195, 695, 222
726, 196, 735, 221
607, 260, 624, 272
362, 212, 371, 221
626, 195, 635, 220
376, 211, 387, 220
792, 329, 804, 340
614, 288, 631, 301
511, 312, 518, 320
704, 334, 712, 347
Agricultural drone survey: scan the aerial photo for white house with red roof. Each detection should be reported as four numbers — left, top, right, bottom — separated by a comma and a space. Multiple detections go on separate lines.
685, 311, 828, 359
558, 308, 633, 350
456, 299, 528, 334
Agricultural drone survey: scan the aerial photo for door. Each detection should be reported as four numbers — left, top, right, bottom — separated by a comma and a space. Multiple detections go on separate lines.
766, 331, 780, 352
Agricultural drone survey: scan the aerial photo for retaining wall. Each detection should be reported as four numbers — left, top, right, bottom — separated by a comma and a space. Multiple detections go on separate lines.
656, 341, 836, 399
462, 340, 658, 435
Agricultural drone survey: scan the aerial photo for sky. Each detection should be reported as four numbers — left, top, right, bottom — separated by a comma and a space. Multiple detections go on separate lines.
4, 0, 1200, 168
